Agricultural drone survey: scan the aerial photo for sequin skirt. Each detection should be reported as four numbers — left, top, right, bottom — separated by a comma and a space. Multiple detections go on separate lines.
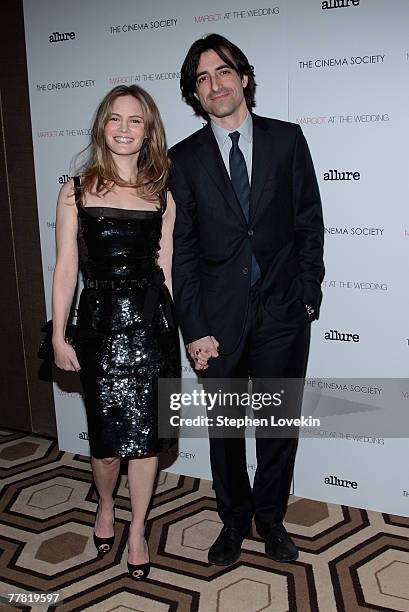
75, 285, 180, 458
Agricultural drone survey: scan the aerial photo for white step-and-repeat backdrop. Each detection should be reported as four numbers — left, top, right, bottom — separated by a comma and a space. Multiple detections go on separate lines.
24, 0, 409, 516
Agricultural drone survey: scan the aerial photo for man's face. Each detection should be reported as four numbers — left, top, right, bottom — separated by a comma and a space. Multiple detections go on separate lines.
194, 49, 248, 121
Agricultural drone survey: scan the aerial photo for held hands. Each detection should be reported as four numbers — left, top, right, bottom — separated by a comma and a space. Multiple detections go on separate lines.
187, 336, 219, 370
52, 338, 81, 372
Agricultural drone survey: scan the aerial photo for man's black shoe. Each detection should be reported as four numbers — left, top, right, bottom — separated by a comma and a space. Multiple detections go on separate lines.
208, 526, 248, 566
257, 523, 299, 562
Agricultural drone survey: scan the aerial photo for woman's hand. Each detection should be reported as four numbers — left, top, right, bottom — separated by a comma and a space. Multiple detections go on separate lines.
53, 339, 81, 372
187, 335, 219, 370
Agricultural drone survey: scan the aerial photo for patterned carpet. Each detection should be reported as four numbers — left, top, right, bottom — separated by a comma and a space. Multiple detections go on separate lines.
0, 429, 408, 611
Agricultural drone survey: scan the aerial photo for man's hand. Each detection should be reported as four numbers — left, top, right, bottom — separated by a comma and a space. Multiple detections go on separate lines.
305, 304, 315, 321
187, 336, 219, 370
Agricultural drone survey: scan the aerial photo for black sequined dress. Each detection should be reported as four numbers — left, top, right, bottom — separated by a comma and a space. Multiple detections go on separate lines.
74, 179, 180, 458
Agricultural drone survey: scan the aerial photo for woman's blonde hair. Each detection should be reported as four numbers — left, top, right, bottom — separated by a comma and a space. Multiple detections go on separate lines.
80, 85, 169, 204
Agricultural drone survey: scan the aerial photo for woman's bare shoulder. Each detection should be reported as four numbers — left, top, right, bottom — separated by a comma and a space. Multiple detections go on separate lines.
57, 178, 77, 207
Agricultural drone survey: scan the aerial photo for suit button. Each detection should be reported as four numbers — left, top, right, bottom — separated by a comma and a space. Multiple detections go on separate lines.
242, 267, 249, 275
247, 229, 254, 236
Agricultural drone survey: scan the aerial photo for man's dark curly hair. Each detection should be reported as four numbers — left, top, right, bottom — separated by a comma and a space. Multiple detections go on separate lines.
180, 33, 256, 121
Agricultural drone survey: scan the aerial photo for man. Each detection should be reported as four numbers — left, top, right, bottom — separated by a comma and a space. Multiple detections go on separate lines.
169, 34, 324, 566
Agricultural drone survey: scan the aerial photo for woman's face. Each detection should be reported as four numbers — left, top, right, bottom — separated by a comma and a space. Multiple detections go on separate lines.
104, 95, 146, 158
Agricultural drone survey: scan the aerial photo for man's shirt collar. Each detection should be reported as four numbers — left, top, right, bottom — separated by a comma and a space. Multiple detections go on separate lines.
211, 111, 253, 149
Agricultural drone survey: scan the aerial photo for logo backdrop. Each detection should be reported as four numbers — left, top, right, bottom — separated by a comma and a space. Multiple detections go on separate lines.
23, 0, 409, 516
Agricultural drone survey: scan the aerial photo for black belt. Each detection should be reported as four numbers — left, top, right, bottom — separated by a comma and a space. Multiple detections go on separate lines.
84, 278, 150, 290
83, 269, 175, 327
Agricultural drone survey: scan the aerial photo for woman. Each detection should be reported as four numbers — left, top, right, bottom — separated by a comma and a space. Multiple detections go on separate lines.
52, 85, 180, 580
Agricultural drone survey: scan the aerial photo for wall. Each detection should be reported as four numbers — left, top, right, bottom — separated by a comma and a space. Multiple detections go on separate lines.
23, 0, 409, 515
0, 0, 55, 436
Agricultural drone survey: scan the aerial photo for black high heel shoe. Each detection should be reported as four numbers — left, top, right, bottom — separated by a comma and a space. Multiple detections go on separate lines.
127, 538, 150, 580
93, 504, 115, 555
127, 561, 151, 580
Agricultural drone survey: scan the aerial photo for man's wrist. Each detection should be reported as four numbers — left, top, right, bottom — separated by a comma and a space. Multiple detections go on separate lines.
305, 304, 315, 319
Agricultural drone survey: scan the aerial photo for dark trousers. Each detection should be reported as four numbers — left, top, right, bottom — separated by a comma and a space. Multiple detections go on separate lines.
203, 284, 310, 533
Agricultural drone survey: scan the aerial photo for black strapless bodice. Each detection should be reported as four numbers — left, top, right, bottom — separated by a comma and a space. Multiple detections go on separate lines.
77, 206, 162, 280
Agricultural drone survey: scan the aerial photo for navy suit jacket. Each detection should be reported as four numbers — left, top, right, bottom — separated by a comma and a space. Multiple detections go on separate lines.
169, 114, 325, 355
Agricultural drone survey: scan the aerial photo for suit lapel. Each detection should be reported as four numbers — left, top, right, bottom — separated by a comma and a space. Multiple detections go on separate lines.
195, 123, 247, 226
250, 114, 273, 223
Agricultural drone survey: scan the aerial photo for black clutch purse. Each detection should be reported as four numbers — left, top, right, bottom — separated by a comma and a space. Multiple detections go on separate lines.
38, 320, 78, 361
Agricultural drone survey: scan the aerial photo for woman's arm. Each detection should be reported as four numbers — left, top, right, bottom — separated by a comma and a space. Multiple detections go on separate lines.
51, 180, 81, 371
157, 191, 176, 296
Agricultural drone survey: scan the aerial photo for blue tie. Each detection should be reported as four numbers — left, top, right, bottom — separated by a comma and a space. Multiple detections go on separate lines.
229, 131, 261, 284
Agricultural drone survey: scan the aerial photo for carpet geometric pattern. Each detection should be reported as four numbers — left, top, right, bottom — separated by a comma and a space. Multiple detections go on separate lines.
0, 429, 408, 611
